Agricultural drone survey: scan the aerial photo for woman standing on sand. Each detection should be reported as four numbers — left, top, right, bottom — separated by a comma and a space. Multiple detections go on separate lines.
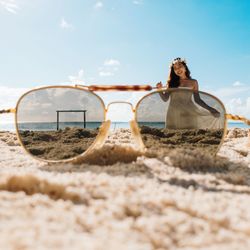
156, 57, 222, 129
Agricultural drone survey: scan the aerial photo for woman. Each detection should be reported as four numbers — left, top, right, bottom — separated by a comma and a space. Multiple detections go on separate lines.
157, 57, 197, 90
156, 57, 222, 129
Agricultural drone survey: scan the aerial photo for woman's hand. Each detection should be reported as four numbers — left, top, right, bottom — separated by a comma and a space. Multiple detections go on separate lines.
156, 81, 163, 88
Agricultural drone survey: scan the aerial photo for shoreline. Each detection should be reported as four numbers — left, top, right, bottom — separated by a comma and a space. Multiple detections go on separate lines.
0, 121, 249, 132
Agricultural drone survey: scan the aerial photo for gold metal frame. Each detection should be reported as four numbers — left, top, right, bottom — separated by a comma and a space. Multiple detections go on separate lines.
134, 88, 229, 155
14, 85, 109, 164
0, 84, 249, 163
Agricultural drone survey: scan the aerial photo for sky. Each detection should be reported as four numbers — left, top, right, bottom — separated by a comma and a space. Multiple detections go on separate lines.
0, 0, 250, 122
17, 88, 105, 123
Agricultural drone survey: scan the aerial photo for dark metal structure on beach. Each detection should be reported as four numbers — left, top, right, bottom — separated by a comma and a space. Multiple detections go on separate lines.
56, 110, 87, 130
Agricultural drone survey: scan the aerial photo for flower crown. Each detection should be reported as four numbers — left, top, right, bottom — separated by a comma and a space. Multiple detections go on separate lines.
170, 57, 186, 66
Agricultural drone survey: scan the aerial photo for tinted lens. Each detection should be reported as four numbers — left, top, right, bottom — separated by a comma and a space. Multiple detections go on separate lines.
136, 89, 226, 154
16, 87, 105, 161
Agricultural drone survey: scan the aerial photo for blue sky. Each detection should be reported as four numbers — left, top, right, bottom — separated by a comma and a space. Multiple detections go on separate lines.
0, 0, 250, 120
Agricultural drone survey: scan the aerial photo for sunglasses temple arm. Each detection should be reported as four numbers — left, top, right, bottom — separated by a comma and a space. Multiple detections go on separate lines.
130, 120, 146, 152
0, 108, 16, 114
72, 120, 111, 164
226, 114, 250, 126
226, 114, 250, 147
76, 84, 156, 91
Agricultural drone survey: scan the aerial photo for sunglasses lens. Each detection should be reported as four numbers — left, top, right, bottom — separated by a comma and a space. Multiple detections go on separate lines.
136, 89, 226, 154
16, 87, 105, 161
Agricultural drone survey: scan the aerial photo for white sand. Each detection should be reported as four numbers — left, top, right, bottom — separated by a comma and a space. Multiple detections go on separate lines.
0, 128, 250, 250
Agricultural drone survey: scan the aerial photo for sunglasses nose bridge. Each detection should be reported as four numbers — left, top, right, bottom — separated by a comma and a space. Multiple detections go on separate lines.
106, 101, 135, 113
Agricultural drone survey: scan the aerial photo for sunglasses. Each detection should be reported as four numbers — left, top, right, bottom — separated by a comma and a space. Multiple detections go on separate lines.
1, 84, 249, 163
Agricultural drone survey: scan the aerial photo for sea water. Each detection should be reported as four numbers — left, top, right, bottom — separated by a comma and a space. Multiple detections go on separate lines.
111, 122, 249, 129
0, 121, 248, 131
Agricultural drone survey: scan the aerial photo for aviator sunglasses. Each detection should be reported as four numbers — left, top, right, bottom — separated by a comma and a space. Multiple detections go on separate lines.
0, 84, 249, 163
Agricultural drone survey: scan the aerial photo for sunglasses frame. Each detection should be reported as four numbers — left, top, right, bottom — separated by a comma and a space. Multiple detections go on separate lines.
1, 84, 249, 164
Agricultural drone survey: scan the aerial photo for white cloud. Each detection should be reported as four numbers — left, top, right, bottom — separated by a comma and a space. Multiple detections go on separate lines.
225, 97, 250, 118
94, 1, 103, 9
87, 77, 96, 82
0, 85, 28, 109
17, 88, 105, 123
132, 0, 143, 5
98, 58, 121, 77
233, 81, 245, 87
104, 59, 120, 66
214, 86, 250, 99
60, 18, 73, 30
99, 71, 114, 77
0, 85, 29, 124
106, 103, 133, 122
205, 82, 250, 100
68, 69, 85, 83
204, 81, 250, 118
0, 0, 19, 14
126, 91, 148, 106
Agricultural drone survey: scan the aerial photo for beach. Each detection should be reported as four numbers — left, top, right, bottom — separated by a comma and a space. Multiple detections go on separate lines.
0, 128, 250, 250
19, 127, 99, 160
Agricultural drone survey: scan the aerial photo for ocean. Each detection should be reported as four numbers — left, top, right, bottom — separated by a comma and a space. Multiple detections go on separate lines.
0, 121, 248, 132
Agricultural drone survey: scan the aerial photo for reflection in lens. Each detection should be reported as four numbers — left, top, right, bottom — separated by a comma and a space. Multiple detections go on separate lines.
16, 87, 105, 160
136, 89, 226, 154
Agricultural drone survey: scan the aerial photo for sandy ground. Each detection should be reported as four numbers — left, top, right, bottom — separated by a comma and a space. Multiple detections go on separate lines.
19, 127, 99, 160
0, 128, 250, 250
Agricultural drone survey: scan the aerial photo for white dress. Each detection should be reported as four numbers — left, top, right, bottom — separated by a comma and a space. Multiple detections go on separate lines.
166, 88, 224, 129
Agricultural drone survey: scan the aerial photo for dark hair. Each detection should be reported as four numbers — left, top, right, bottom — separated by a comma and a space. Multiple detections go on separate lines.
167, 58, 191, 88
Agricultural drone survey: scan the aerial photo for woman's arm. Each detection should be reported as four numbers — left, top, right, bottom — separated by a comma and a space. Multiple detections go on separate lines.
193, 81, 220, 117
156, 82, 170, 102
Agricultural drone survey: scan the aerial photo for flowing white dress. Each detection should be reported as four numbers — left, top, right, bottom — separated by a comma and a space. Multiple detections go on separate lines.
165, 89, 224, 129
